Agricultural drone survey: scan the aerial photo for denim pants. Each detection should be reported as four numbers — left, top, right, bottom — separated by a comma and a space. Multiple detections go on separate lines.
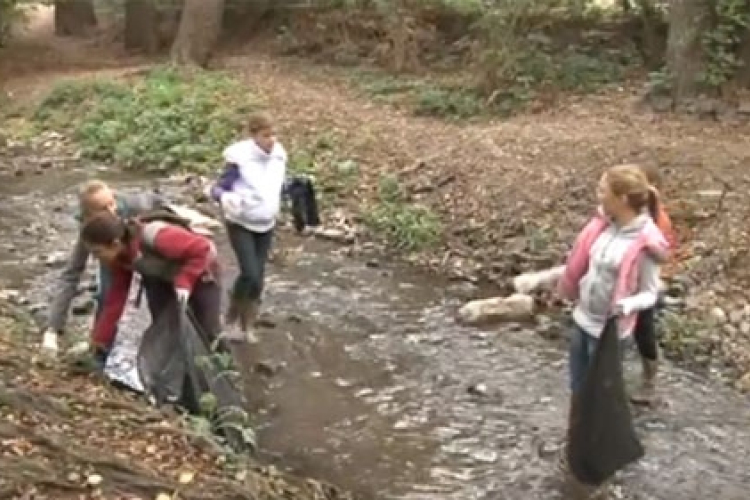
568, 321, 627, 394
226, 222, 273, 302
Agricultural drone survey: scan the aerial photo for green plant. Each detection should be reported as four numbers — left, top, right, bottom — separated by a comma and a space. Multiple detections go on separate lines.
363, 174, 442, 251
700, 0, 750, 89
189, 342, 256, 452
32, 66, 257, 173
413, 87, 484, 118
0, 0, 27, 46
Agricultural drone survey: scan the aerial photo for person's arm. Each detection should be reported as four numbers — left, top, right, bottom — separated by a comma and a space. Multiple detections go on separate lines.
121, 191, 168, 217
210, 163, 240, 202
150, 225, 213, 292
657, 207, 678, 252
90, 266, 132, 349
617, 255, 660, 315
513, 265, 565, 294
46, 237, 89, 332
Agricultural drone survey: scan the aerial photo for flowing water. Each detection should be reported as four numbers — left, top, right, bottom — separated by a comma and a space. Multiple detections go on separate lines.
1, 168, 749, 500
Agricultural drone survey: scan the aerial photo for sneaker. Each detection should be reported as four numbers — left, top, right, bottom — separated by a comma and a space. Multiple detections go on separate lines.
41, 329, 59, 357
219, 329, 259, 344
67, 340, 91, 357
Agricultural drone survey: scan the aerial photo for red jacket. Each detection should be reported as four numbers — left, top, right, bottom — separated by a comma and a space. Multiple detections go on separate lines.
91, 224, 217, 349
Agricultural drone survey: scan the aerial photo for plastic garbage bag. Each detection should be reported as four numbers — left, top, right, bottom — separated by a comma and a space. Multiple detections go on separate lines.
567, 316, 644, 485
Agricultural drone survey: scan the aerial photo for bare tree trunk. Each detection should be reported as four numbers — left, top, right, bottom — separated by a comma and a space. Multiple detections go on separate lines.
634, 0, 667, 70
735, 29, 750, 87
124, 0, 158, 54
171, 0, 226, 67
666, 0, 711, 102
54, 0, 97, 37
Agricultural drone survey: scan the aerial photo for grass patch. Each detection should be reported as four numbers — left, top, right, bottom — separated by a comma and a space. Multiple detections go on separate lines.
31, 66, 258, 173
350, 43, 635, 119
363, 174, 442, 251
353, 70, 485, 119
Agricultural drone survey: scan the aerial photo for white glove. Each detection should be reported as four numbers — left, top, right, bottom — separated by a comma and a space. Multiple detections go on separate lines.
614, 299, 633, 317
220, 192, 242, 216
175, 288, 190, 307
513, 273, 541, 294
40, 328, 59, 356
513, 266, 565, 294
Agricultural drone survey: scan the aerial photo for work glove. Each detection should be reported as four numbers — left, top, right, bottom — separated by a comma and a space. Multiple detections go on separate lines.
513, 273, 541, 294
40, 328, 59, 357
175, 287, 190, 308
220, 192, 242, 218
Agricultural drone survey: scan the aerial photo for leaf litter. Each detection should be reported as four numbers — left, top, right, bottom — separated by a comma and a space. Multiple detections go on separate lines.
0, 300, 354, 500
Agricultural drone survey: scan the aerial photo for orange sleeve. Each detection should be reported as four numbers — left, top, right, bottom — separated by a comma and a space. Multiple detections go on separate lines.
656, 206, 677, 252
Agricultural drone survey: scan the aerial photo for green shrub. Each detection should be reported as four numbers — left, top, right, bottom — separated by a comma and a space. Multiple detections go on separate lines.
363, 175, 442, 251
33, 66, 258, 173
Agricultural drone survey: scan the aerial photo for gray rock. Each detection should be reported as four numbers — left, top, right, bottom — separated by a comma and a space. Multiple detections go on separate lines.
711, 307, 728, 324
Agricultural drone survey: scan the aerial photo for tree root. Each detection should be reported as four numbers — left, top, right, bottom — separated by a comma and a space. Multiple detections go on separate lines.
0, 314, 353, 500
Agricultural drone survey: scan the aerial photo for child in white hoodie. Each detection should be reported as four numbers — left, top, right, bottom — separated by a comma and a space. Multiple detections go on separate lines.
210, 113, 287, 339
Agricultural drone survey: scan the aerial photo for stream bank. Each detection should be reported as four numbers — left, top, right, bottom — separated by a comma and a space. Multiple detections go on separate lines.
0, 163, 748, 499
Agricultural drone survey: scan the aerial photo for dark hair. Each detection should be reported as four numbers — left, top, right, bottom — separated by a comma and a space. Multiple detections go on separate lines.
81, 211, 129, 246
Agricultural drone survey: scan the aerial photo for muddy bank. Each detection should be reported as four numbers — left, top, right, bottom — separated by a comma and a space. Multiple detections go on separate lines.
0, 165, 749, 499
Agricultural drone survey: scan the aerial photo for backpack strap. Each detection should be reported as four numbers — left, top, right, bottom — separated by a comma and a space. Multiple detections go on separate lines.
141, 220, 169, 249
139, 219, 219, 266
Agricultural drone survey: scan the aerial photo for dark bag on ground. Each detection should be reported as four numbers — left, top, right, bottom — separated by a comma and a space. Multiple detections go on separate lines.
567, 316, 644, 485
285, 176, 321, 232
136, 301, 253, 453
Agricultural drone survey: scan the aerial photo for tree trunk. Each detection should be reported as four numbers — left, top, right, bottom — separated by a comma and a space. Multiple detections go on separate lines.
634, 0, 667, 70
54, 0, 97, 37
666, 0, 711, 102
735, 29, 750, 87
171, 0, 226, 67
124, 0, 158, 54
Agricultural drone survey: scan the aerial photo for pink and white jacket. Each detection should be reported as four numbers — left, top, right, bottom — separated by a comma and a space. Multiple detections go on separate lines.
558, 210, 669, 339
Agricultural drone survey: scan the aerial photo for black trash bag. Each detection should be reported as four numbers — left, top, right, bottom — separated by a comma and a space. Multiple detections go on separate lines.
137, 301, 253, 453
567, 316, 644, 486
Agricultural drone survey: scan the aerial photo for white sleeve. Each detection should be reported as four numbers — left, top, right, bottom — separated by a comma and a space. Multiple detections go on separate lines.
617, 256, 660, 315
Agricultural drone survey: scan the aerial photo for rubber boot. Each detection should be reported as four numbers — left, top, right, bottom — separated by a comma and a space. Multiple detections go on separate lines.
630, 357, 658, 405
238, 299, 259, 330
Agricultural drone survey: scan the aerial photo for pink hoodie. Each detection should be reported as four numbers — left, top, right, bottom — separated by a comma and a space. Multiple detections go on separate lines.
558, 210, 669, 338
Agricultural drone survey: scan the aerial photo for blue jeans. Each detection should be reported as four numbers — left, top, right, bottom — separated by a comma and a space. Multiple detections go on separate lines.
568, 321, 628, 394
226, 222, 273, 301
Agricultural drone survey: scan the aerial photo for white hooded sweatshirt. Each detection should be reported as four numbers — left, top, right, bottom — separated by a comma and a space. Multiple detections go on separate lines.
221, 139, 287, 233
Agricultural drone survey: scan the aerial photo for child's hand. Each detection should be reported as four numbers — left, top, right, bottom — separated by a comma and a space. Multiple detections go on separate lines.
220, 192, 242, 215
513, 273, 541, 294
513, 266, 565, 294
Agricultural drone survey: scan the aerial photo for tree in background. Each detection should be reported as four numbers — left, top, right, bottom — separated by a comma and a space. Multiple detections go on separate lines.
54, 0, 97, 37
171, 0, 225, 67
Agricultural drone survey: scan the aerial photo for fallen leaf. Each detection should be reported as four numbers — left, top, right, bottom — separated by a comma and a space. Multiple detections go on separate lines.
178, 470, 195, 484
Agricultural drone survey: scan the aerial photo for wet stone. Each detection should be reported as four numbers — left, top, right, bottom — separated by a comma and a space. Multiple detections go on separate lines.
45, 250, 68, 268
710, 307, 728, 323
467, 383, 488, 397
446, 281, 479, 300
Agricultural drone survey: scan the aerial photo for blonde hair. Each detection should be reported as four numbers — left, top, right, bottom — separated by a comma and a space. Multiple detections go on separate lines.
637, 163, 662, 190
78, 180, 111, 217
605, 164, 653, 213
247, 112, 273, 134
